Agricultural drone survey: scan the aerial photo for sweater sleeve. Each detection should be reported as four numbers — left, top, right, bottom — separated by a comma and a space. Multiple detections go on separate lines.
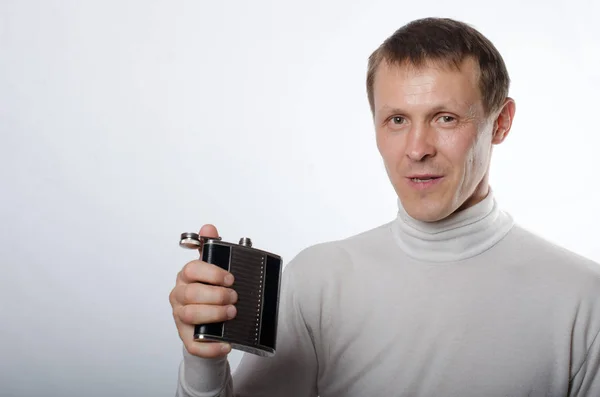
569, 329, 600, 396
175, 348, 231, 397
175, 250, 320, 397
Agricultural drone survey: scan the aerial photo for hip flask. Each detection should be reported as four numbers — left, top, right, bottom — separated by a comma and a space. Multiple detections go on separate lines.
179, 232, 282, 357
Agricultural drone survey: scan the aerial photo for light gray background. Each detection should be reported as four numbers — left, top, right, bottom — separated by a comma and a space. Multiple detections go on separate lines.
1, 1, 599, 396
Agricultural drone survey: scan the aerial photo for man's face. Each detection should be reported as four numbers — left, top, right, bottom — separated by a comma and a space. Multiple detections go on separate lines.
373, 57, 512, 222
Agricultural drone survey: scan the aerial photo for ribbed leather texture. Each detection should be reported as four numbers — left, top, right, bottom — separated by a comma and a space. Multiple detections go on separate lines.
224, 248, 265, 346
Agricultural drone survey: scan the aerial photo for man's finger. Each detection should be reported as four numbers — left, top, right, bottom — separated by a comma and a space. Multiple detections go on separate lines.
173, 283, 238, 306
177, 303, 237, 325
179, 260, 235, 286
198, 224, 219, 239
185, 340, 232, 358
197, 223, 220, 258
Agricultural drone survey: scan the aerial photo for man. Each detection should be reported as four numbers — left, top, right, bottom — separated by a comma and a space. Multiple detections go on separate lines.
170, 17, 600, 396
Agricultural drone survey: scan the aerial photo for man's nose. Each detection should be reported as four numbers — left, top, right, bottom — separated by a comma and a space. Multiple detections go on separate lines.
406, 124, 436, 162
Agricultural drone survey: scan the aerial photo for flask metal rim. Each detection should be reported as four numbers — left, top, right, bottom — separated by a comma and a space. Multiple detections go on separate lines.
179, 233, 223, 249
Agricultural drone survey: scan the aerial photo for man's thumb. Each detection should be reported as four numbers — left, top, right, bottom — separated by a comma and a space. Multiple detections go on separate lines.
197, 224, 220, 257
199, 223, 219, 238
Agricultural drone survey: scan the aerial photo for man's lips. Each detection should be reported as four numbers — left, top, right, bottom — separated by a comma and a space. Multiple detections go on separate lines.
406, 174, 443, 179
405, 175, 444, 190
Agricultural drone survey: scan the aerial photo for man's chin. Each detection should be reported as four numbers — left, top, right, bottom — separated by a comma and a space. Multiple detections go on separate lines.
398, 196, 453, 223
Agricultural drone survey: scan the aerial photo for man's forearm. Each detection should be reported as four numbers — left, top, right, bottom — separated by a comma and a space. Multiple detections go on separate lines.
176, 346, 232, 397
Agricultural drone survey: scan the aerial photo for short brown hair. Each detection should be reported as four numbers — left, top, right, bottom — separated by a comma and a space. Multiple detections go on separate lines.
366, 17, 510, 117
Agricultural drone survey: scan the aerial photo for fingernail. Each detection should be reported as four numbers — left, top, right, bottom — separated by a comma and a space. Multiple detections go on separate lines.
226, 305, 236, 319
221, 343, 231, 352
229, 290, 238, 303
224, 274, 234, 286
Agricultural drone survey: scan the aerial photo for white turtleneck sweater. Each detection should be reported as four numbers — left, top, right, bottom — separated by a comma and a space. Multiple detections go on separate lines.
176, 192, 600, 397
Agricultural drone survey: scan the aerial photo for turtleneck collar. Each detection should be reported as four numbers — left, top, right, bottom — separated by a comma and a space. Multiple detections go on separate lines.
391, 189, 514, 262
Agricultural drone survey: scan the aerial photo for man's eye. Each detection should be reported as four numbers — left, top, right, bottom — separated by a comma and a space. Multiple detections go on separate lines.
439, 115, 455, 123
391, 116, 405, 124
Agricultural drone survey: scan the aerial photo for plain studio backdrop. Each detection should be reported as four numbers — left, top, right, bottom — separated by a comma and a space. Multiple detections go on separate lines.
1, 0, 599, 396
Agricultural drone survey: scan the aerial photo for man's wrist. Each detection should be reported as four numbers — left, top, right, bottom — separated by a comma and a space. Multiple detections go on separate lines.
179, 345, 230, 397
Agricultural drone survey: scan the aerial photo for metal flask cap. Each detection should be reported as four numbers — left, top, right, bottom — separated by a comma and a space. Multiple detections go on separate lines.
179, 233, 253, 249
238, 237, 252, 247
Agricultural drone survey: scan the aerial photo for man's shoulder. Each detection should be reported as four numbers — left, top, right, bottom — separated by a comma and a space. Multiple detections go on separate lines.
506, 223, 600, 288
284, 221, 394, 274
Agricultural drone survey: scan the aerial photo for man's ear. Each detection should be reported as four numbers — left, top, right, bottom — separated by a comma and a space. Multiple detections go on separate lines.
492, 97, 516, 144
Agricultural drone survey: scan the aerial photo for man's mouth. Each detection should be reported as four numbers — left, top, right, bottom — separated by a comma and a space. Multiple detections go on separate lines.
407, 175, 443, 183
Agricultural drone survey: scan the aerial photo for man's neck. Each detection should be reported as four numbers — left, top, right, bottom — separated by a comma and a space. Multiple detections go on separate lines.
391, 188, 514, 262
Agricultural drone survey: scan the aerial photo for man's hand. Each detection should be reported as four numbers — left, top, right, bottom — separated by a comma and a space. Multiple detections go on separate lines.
170, 224, 238, 358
